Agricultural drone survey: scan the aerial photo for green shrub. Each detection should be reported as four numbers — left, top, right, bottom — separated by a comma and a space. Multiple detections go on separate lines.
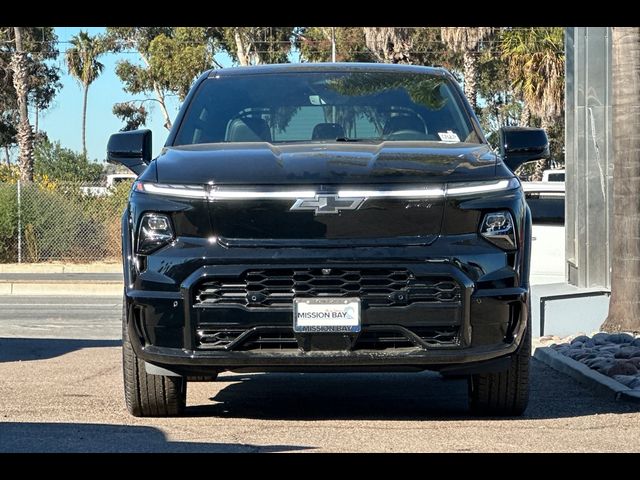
34, 138, 103, 182
0, 183, 18, 262
0, 181, 130, 262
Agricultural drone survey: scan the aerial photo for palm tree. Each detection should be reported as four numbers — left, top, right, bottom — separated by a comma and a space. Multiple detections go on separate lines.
65, 31, 105, 159
362, 27, 413, 64
601, 28, 640, 333
440, 27, 495, 110
501, 28, 564, 181
9, 27, 34, 182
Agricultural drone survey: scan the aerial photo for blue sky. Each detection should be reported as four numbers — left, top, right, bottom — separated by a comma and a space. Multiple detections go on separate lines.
38, 27, 237, 162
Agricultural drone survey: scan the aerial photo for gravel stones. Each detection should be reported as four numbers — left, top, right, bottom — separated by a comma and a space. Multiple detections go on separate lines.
584, 357, 616, 372
554, 331, 640, 389
626, 357, 640, 369
606, 361, 638, 377
571, 335, 591, 344
592, 332, 610, 345
608, 333, 636, 344
614, 346, 640, 359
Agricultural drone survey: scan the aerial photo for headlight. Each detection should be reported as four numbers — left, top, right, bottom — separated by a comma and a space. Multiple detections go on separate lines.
480, 211, 516, 250
137, 213, 174, 254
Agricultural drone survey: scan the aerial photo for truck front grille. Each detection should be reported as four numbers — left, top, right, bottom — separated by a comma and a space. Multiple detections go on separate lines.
193, 268, 461, 308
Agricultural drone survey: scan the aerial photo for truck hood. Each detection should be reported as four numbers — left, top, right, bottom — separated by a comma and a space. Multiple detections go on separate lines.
154, 141, 497, 185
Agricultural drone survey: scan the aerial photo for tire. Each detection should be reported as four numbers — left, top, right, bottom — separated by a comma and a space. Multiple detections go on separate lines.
122, 300, 186, 417
468, 317, 531, 416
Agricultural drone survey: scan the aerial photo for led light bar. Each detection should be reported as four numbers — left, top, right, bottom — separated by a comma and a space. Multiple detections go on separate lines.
135, 182, 208, 198
209, 190, 317, 200
445, 179, 517, 196
135, 178, 519, 200
338, 186, 445, 198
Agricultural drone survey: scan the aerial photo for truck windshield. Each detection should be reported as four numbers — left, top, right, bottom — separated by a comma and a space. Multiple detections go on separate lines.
173, 71, 481, 146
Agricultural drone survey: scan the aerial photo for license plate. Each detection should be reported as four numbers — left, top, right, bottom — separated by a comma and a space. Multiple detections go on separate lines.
293, 298, 361, 333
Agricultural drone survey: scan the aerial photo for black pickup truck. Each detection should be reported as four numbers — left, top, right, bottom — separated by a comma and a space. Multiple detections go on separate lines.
107, 63, 548, 417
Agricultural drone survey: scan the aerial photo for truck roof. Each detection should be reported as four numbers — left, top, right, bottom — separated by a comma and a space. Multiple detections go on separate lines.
208, 62, 448, 78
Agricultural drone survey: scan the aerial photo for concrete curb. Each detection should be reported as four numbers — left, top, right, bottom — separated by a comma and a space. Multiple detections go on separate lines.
0, 263, 122, 274
0, 282, 122, 296
534, 346, 640, 404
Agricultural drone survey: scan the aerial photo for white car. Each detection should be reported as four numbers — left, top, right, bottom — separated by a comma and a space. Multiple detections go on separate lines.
79, 173, 137, 197
542, 169, 565, 182
522, 181, 565, 285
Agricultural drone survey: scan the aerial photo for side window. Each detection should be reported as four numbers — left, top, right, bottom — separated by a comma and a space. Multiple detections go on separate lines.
192, 108, 209, 144
176, 105, 209, 145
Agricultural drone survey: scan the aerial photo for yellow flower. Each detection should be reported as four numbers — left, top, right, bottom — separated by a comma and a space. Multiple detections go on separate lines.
34, 174, 58, 191
0, 165, 20, 184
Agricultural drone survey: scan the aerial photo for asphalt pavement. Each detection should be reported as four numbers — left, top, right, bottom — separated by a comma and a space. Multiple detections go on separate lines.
0, 273, 122, 282
0, 295, 121, 339
1, 295, 639, 452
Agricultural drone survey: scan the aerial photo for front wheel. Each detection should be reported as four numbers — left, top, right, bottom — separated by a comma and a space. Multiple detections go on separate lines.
467, 321, 531, 416
122, 301, 186, 417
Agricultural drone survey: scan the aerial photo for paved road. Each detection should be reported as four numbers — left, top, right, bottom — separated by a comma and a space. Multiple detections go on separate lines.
0, 296, 121, 339
0, 295, 639, 452
0, 273, 122, 283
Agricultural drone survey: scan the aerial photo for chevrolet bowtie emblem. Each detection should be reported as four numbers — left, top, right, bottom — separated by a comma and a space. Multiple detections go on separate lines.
290, 194, 365, 215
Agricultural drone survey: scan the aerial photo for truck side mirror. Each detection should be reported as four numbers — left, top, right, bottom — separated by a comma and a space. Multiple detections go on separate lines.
499, 127, 549, 172
107, 129, 152, 175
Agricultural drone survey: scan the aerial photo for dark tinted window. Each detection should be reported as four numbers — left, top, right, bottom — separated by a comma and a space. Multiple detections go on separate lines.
546, 172, 565, 182
174, 71, 480, 145
526, 193, 565, 225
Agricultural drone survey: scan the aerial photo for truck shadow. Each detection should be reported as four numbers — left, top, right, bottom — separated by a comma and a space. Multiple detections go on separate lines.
0, 338, 121, 363
0, 422, 312, 453
189, 358, 640, 421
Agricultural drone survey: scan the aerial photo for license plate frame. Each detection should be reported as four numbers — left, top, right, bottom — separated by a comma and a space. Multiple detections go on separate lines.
293, 297, 361, 333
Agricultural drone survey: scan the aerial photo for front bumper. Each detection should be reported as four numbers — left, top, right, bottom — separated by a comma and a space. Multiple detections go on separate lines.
125, 256, 529, 374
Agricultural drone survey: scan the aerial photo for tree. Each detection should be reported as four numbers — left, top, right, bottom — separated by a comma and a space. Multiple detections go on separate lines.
501, 27, 564, 180
360, 28, 459, 68
34, 137, 103, 182
217, 27, 294, 66
440, 27, 495, 111
297, 27, 458, 70
476, 35, 522, 147
0, 27, 61, 175
296, 27, 375, 63
362, 27, 414, 64
29, 61, 61, 134
601, 28, 640, 333
112, 102, 148, 131
9, 27, 33, 182
0, 120, 16, 165
65, 31, 105, 159
0, 73, 18, 164
106, 27, 217, 131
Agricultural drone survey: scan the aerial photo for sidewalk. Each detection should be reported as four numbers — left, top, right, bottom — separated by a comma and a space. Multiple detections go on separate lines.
0, 263, 123, 296
0, 262, 122, 274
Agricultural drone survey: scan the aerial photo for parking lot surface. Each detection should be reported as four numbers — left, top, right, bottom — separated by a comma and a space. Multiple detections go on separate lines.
1, 296, 639, 452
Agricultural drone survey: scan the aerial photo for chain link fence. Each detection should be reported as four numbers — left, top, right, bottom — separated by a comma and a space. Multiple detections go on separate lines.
0, 180, 131, 263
